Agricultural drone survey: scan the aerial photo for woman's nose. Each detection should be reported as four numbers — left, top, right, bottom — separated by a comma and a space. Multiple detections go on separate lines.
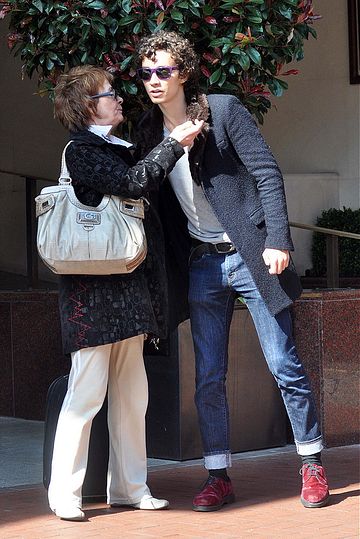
117, 95, 123, 104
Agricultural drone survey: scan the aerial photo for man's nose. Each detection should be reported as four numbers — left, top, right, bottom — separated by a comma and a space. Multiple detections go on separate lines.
149, 72, 160, 83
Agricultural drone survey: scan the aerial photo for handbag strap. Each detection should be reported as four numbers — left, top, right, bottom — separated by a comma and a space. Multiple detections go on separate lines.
58, 141, 74, 185
57, 139, 145, 215
57, 140, 111, 212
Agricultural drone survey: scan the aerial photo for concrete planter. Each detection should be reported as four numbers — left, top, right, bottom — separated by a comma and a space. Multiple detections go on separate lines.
144, 305, 287, 461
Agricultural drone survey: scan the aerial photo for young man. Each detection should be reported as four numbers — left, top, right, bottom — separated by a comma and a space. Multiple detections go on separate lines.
135, 31, 329, 512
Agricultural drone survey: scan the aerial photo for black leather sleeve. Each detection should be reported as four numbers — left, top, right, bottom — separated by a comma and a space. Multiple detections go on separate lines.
66, 136, 184, 199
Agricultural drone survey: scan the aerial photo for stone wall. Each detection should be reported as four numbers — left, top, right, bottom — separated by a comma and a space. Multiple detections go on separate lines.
1, 289, 359, 450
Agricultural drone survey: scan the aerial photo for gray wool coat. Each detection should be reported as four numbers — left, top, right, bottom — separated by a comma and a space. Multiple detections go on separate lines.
136, 94, 302, 325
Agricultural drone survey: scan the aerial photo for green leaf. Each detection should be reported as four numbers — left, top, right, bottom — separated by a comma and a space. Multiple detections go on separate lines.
246, 46, 262, 65
222, 43, 232, 55
121, 80, 138, 95
46, 58, 54, 70
203, 4, 213, 16
92, 21, 107, 37
58, 24, 68, 34
209, 67, 222, 84
209, 37, 232, 47
32, 0, 44, 13
82, 25, 90, 39
278, 6, 292, 20
277, 79, 288, 90
121, 0, 132, 14
246, 15, 263, 24
218, 71, 227, 87
44, 4, 54, 15
120, 55, 133, 71
171, 10, 184, 23
229, 64, 237, 75
84, 0, 106, 9
133, 21, 142, 34
81, 51, 89, 63
118, 15, 137, 26
268, 78, 284, 97
238, 50, 250, 71
109, 19, 119, 36
189, 6, 201, 17
222, 81, 239, 91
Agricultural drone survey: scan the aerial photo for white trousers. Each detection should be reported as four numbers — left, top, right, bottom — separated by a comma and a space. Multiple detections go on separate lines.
48, 334, 151, 510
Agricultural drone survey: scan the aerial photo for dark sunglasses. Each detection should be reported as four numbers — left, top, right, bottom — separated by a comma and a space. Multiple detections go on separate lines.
89, 88, 121, 100
137, 66, 179, 82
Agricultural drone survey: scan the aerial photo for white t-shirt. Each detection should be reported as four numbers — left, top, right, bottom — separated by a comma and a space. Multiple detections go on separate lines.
165, 128, 230, 244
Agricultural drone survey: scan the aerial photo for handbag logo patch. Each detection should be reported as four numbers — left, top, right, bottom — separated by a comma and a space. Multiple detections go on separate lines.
76, 212, 101, 225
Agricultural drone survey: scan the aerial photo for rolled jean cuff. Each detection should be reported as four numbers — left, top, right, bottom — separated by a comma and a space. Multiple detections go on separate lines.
295, 435, 323, 456
204, 452, 232, 470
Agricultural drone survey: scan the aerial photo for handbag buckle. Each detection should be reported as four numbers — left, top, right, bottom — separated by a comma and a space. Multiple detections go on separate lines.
76, 212, 101, 225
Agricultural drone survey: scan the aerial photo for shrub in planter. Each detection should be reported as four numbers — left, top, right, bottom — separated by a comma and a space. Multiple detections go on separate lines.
0, 0, 320, 124
310, 208, 360, 278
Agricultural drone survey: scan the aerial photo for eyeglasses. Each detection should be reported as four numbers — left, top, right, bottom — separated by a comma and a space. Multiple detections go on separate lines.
137, 66, 179, 82
89, 89, 121, 100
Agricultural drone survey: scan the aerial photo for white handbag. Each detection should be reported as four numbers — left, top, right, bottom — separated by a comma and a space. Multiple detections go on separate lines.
35, 141, 147, 275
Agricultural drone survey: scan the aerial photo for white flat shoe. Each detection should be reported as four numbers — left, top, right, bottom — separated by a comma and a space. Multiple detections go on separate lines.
132, 495, 169, 510
53, 505, 85, 521
112, 495, 169, 510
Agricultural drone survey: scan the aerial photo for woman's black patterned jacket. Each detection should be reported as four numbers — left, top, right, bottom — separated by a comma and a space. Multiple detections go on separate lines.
57, 129, 184, 355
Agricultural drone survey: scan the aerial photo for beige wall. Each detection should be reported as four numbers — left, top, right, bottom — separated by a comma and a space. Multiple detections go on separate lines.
0, 0, 359, 278
0, 27, 67, 179
261, 0, 360, 210
0, 24, 66, 275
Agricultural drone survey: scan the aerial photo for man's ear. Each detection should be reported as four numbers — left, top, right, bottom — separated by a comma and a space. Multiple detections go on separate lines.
179, 71, 188, 84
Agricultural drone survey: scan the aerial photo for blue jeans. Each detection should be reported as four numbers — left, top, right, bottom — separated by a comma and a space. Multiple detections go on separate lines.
188, 250, 322, 470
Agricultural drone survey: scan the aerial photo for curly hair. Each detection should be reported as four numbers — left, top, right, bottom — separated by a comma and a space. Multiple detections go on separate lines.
54, 65, 113, 132
136, 31, 201, 106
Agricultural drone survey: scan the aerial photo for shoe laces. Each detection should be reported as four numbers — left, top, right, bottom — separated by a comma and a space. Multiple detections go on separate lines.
199, 475, 225, 491
300, 464, 327, 484
200, 475, 216, 488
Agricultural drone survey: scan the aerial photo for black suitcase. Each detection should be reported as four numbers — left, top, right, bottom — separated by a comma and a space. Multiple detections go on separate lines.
43, 375, 109, 502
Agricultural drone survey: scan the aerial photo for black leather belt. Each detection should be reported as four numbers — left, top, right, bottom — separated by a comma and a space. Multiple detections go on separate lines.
189, 239, 236, 264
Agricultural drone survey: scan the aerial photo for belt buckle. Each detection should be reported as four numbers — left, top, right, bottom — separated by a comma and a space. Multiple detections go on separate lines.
215, 243, 234, 254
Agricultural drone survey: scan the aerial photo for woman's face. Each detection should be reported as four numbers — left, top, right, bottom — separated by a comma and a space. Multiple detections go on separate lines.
90, 79, 124, 127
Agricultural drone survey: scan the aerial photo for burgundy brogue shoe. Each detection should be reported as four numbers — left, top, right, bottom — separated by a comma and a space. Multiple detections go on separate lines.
300, 463, 330, 508
192, 476, 235, 512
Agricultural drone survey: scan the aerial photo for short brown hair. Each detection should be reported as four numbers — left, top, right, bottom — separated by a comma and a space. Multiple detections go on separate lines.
54, 65, 113, 132
136, 31, 200, 102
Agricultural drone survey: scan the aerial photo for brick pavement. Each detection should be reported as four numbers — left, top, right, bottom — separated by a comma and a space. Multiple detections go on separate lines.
0, 445, 358, 539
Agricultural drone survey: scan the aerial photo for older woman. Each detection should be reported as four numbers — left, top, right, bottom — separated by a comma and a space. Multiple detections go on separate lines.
48, 65, 202, 521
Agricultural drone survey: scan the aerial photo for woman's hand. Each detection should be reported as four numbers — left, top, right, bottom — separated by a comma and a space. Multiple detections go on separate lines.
169, 119, 204, 147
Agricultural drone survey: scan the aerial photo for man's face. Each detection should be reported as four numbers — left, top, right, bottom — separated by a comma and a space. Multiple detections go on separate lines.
140, 50, 187, 106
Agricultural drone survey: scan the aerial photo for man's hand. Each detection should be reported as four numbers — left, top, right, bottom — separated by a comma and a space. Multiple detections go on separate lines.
262, 248, 289, 275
